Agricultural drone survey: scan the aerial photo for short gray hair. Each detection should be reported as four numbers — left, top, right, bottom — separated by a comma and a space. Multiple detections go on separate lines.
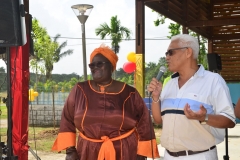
171, 34, 199, 59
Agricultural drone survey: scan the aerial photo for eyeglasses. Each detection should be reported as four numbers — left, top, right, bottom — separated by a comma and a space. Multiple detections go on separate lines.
165, 47, 188, 56
88, 61, 109, 69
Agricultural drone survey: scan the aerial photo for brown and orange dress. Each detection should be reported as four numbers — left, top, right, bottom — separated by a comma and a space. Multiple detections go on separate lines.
52, 81, 159, 160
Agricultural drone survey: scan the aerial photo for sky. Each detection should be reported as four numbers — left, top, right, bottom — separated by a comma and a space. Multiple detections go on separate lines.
0, 0, 173, 76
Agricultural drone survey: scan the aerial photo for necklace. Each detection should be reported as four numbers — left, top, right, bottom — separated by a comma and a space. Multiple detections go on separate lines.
97, 79, 113, 92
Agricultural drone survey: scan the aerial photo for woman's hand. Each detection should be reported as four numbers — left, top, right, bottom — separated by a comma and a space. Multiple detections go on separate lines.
66, 147, 79, 160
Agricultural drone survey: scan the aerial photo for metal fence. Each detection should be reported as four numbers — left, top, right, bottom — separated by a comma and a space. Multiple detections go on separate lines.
30, 91, 69, 105
29, 91, 68, 127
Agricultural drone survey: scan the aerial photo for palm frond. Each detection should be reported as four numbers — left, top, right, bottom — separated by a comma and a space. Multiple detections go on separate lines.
59, 50, 74, 57
57, 50, 74, 60
95, 23, 111, 39
120, 27, 131, 39
55, 41, 67, 55
95, 15, 132, 54
53, 34, 61, 42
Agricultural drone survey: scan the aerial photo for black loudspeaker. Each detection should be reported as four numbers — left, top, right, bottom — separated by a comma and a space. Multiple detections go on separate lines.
0, 0, 26, 47
29, 14, 34, 56
0, 47, 6, 55
207, 53, 222, 72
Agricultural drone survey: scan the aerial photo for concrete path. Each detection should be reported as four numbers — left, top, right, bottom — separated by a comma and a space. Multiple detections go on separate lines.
216, 124, 240, 160
0, 119, 7, 128
28, 150, 65, 160
148, 124, 240, 160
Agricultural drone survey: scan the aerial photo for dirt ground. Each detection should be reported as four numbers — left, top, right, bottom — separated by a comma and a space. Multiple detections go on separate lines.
37, 128, 59, 138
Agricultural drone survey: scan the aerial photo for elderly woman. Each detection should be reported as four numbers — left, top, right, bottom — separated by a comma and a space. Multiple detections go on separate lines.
52, 44, 159, 160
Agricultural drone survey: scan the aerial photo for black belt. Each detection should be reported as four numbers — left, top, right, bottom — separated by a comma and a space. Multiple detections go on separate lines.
167, 145, 216, 157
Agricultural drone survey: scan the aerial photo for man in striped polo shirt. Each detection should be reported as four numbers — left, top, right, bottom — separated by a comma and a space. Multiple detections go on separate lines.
148, 34, 236, 160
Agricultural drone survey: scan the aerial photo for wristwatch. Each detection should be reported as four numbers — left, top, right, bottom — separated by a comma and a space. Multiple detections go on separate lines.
201, 114, 208, 124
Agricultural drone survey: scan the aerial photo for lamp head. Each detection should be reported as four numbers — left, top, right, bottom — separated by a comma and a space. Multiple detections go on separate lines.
71, 4, 93, 24
71, 4, 93, 15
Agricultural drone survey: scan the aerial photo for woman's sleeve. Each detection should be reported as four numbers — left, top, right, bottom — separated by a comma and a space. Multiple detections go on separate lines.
133, 90, 160, 158
52, 84, 79, 152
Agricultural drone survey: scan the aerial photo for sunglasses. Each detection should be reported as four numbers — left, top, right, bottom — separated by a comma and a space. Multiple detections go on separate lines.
165, 47, 188, 56
88, 61, 109, 69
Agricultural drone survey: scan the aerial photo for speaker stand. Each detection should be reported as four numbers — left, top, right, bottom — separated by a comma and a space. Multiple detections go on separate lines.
28, 147, 41, 160
223, 128, 229, 160
0, 47, 18, 160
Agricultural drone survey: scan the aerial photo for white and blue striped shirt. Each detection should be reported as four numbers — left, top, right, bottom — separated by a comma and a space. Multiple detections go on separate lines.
160, 65, 235, 152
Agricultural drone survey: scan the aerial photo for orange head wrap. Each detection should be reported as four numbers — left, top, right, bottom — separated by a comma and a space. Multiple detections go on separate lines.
90, 44, 118, 71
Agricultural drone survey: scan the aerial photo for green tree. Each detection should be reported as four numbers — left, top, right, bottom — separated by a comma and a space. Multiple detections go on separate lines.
153, 14, 208, 68
95, 15, 131, 54
158, 57, 173, 79
44, 80, 57, 92
95, 15, 131, 79
115, 68, 131, 80
44, 34, 73, 80
119, 75, 134, 86
32, 18, 74, 81
145, 62, 159, 84
144, 57, 171, 84
168, 23, 181, 38
33, 82, 44, 92
31, 18, 49, 83
68, 77, 78, 87
58, 81, 68, 92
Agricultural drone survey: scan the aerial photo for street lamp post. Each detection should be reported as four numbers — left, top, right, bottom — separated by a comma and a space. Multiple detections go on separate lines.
71, 4, 93, 81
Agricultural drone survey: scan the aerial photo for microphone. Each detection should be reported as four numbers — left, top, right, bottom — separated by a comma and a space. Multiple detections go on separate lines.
149, 66, 167, 96
156, 66, 167, 81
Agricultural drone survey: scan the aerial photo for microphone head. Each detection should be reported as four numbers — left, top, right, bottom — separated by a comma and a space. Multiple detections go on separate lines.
159, 66, 167, 73
155, 66, 167, 81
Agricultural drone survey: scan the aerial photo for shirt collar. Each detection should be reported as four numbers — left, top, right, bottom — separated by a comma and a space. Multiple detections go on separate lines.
171, 64, 205, 78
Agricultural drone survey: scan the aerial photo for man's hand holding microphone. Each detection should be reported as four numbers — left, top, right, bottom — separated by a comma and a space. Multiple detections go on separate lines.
147, 66, 166, 124
147, 66, 166, 102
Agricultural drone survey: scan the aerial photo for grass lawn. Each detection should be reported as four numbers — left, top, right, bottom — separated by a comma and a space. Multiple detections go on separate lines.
0, 126, 61, 153
28, 127, 60, 152
0, 105, 7, 119
0, 103, 59, 152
